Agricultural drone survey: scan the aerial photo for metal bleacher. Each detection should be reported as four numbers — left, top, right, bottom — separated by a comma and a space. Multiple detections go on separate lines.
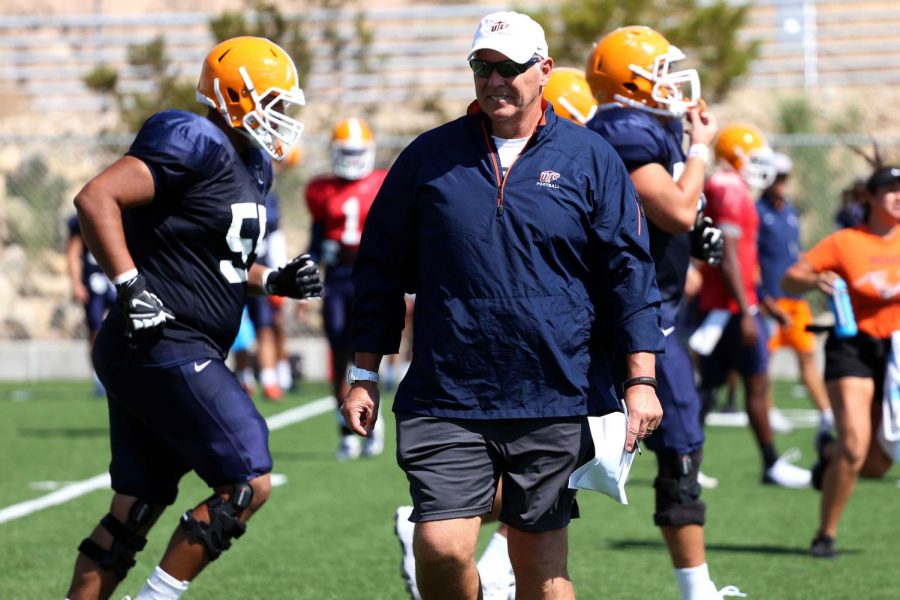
1, 1, 900, 118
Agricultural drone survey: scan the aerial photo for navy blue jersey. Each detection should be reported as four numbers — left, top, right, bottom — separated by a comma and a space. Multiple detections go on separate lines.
96, 110, 273, 365
588, 107, 690, 329
756, 195, 801, 299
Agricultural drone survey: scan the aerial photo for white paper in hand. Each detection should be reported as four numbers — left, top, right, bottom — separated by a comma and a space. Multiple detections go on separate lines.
568, 410, 634, 504
688, 308, 730, 356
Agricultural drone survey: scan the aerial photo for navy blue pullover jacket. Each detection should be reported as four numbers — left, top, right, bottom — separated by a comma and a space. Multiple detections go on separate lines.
352, 102, 664, 419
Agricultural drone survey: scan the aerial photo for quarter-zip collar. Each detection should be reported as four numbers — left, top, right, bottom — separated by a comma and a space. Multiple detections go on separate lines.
467, 99, 553, 215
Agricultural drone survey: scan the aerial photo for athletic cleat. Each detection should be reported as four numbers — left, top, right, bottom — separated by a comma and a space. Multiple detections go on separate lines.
811, 430, 834, 491
336, 434, 361, 461
394, 506, 421, 600
762, 448, 811, 488
262, 383, 283, 402
716, 584, 747, 598
810, 533, 838, 558
697, 470, 720, 489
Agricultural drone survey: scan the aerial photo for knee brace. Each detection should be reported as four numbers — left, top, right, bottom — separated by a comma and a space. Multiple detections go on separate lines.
180, 482, 253, 561
653, 449, 706, 527
78, 500, 153, 580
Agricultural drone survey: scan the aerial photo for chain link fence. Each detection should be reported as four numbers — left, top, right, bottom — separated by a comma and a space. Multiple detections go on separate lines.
0, 132, 898, 340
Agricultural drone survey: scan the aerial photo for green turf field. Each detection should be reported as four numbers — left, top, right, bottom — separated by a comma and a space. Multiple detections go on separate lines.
1, 380, 897, 599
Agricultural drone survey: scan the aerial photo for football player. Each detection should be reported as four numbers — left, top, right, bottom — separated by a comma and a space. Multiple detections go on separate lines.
585, 25, 740, 600
64, 36, 322, 600
756, 153, 833, 432
697, 123, 812, 487
305, 116, 388, 460
543, 67, 598, 126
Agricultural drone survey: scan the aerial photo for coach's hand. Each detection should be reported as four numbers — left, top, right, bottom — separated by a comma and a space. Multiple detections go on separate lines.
624, 385, 663, 453
690, 215, 724, 266
264, 254, 323, 299
342, 382, 380, 438
115, 272, 174, 337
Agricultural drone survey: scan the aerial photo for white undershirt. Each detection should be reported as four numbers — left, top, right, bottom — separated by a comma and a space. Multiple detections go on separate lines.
492, 136, 529, 177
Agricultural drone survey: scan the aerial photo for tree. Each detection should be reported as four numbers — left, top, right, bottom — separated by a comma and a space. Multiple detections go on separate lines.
530, 0, 759, 102
210, 0, 313, 82
82, 0, 322, 133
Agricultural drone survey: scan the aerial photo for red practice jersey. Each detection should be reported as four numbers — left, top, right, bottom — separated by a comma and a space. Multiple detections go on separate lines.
305, 170, 388, 266
699, 169, 761, 313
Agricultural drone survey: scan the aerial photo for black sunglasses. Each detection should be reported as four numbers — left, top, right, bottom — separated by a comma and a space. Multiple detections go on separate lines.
468, 56, 542, 79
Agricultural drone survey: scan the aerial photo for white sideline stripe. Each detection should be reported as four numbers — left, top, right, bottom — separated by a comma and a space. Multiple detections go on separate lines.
706, 408, 820, 428
0, 396, 333, 525
0, 473, 111, 524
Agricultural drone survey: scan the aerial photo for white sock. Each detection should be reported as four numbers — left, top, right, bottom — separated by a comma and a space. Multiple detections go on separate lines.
277, 359, 292, 389
477, 530, 514, 580
134, 566, 190, 600
819, 408, 835, 432
260, 368, 278, 387
675, 563, 717, 600
239, 367, 256, 387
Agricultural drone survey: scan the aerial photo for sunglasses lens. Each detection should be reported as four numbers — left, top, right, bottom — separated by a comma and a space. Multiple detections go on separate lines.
494, 61, 518, 77
469, 60, 490, 78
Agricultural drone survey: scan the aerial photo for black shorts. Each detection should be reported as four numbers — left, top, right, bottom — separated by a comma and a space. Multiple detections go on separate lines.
824, 332, 889, 386
396, 413, 593, 533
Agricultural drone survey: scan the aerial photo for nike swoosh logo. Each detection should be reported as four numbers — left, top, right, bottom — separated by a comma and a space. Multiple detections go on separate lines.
662, 326, 675, 337
131, 299, 154, 309
194, 360, 212, 373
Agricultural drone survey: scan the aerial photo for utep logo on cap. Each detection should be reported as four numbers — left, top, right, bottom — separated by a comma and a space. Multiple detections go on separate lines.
537, 170, 561, 189
491, 21, 510, 33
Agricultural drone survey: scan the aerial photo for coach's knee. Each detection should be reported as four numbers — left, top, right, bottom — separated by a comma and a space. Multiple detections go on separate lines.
653, 450, 706, 527
414, 520, 478, 572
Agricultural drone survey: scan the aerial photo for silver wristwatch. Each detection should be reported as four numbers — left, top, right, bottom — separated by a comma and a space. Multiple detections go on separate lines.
347, 365, 379, 385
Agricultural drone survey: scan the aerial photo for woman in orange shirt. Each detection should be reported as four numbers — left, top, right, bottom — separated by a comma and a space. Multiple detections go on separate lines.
783, 166, 900, 558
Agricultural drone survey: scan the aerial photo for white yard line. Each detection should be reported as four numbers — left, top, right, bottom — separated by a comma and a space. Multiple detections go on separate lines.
0, 396, 333, 525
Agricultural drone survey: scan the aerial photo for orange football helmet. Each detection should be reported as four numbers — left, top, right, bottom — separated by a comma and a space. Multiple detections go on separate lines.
197, 36, 305, 161
714, 123, 777, 189
331, 117, 375, 180
585, 26, 700, 118
543, 67, 598, 126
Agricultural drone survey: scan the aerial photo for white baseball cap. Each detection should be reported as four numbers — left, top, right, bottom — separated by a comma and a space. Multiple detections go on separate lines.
468, 11, 548, 64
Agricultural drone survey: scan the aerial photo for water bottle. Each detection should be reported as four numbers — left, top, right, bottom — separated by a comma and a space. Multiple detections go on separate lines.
830, 278, 858, 339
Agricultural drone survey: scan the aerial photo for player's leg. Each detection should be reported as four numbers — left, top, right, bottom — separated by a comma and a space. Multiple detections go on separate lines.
271, 298, 294, 391
154, 474, 271, 580
790, 299, 833, 428
396, 413, 499, 600
66, 368, 185, 600
650, 334, 731, 599
322, 278, 360, 459
500, 417, 591, 599
67, 494, 166, 600
247, 296, 281, 401
816, 377, 874, 541
125, 359, 273, 591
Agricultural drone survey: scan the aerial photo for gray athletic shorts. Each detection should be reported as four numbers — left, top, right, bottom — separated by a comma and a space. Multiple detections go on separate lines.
396, 413, 594, 533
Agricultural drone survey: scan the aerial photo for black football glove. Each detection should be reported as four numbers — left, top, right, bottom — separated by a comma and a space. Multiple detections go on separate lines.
115, 272, 175, 337
264, 254, 323, 299
690, 215, 724, 266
